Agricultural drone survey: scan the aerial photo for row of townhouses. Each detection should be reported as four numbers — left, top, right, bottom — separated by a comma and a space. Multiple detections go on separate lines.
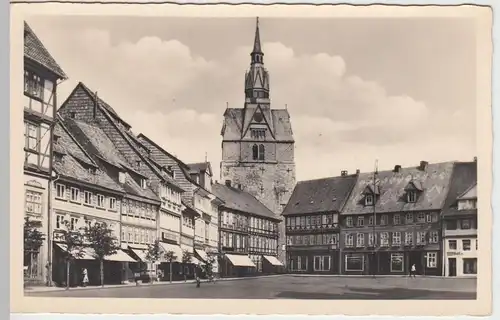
283, 160, 478, 277
23, 21, 284, 287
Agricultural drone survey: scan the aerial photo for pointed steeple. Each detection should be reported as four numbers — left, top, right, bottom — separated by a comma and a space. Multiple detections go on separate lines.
250, 17, 264, 65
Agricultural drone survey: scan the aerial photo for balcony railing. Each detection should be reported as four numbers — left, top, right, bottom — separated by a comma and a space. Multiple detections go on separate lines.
286, 224, 339, 231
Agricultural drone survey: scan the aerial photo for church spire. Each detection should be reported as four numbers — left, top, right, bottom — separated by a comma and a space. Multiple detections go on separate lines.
250, 17, 264, 65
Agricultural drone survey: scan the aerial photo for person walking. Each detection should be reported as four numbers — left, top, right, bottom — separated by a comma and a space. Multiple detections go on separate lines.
409, 264, 417, 278
82, 268, 89, 287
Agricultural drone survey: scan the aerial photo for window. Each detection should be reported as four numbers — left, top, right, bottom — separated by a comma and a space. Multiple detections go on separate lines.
346, 217, 353, 227
380, 215, 388, 225
55, 184, 65, 199
357, 217, 364, 227
392, 232, 401, 246
250, 129, 266, 139
24, 70, 54, 118
448, 240, 457, 250
476, 239, 478, 250
84, 191, 92, 205
461, 219, 471, 229
429, 231, 439, 244
416, 231, 426, 245
345, 234, 354, 247
407, 191, 417, 203
405, 213, 413, 224
417, 213, 425, 223
70, 188, 80, 202
463, 258, 477, 274
426, 252, 437, 268
97, 194, 105, 208
25, 190, 42, 216
55, 214, 65, 229
292, 256, 307, 271
368, 216, 374, 226
356, 233, 365, 247
345, 254, 364, 271
368, 233, 375, 246
314, 256, 331, 271
258, 144, 265, 161
252, 144, 265, 161
426, 213, 432, 223
393, 214, 400, 225
24, 121, 50, 169
380, 232, 389, 247
109, 198, 116, 210
141, 179, 147, 189
405, 232, 413, 245
70, 217, 79, 231
462, 239, 471, 251
390, 253, 404, 272
365, 194, 374, 206
25, 122, 39, 151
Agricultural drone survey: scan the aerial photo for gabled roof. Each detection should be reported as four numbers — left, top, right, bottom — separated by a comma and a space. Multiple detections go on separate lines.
362, 184, 380, 195
62, 118, 159, 202
24, 22, 67, 79
342, 161, 455, 215
53, 120, 123, 193
187, 162, 212, 176
212, 183, 278, 221
405, 180, 423, 192
458, 183, 477, 200
221, 108, 293, 142
283, 174, 358, 216
442, 162, 477, 217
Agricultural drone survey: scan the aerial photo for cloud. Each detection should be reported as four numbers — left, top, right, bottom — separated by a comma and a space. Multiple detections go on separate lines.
33, 24, 475, 181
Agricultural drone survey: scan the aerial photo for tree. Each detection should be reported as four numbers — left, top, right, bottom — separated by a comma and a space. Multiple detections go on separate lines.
164, 250, 177, 283
202, 251, 218, 279
56, 217, 86, 290
23, 217, 46, 280
181, 250, 192, 282
145, 240, 162, 284
83, 220, 119, 287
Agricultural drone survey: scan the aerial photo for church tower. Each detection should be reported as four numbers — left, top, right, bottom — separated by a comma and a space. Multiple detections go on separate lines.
220, 18, 296, 262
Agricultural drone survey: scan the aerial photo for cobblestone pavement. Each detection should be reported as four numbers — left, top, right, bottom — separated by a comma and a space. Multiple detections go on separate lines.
24, 275, 476, 299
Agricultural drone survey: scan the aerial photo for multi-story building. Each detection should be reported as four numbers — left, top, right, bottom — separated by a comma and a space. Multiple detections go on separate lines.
23, 22, 67, 285
340, 161, 455, 276
212, 181, 282, 277
283, 173, 358, 274
136, 135, 222, 277
58, 83, 185, 280
51, 118, 137, 286
220, 18, 296, 263
442, 161, 477, 277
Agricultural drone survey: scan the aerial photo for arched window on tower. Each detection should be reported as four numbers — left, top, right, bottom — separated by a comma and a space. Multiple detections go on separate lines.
258, 144, 265, 161
252, 144, 259, 160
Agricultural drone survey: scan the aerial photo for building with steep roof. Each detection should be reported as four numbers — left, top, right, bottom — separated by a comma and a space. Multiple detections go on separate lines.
23, 22, 67, 286
441, 161, 477, 277
51, 118, 137, 286
340, 161, 455, 276
212, 182, 283, 277
282, 172, 359, 274
220, 18, 296, 264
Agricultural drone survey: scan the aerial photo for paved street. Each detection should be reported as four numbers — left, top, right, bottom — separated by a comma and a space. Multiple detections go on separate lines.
25, 275, 476, 299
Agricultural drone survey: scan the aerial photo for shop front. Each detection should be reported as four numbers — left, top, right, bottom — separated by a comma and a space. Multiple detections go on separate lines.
158, 241, 183, 281
220, 253, 256, 278
262, 255, 285, 274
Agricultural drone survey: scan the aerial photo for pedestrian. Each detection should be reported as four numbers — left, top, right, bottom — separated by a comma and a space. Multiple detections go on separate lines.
195, 266, 201, 288
82, 268, 89, 287
409, 264, 416, 278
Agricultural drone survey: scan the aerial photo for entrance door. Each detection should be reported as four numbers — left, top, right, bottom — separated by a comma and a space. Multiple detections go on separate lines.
448, 258, 457, 277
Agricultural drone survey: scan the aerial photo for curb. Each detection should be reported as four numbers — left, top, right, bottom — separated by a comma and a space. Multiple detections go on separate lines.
288, 274, 477, 279
24, 274, 285, 293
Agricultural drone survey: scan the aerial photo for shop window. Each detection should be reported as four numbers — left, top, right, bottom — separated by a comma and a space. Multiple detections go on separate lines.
463, 258, 477, 274
345, 254, 364, 272
426, 252, 437, 268
390, 253, 404, 272
314, 256, 330, 271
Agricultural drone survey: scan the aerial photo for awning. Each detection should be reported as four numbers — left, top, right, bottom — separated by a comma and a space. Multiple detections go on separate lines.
55, 243, 95, 260
195, 248, 208, 262
191, 256, 204, 265
131, 248, 148, 262
263, 255, 284, 266
159, 242, 182, 262
106, 250, 137, 263
225, 254, 256, 268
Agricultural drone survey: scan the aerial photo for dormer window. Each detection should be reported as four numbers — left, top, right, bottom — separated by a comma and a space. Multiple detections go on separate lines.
365, 194, 374, 206
251, 129, 266, 139
140, 179, 147, 189
407, 191, 417, 203
118, 172, 126, 184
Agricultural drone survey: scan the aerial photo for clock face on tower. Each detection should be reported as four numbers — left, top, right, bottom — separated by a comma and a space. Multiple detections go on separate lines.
253, 111, 263, 123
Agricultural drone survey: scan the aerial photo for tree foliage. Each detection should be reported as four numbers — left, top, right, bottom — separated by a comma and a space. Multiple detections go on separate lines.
23, 217, 45, 253
145, 240, 162, 264
164, 250, 177, 263
83, 220, 119, 260
181, 250, 192, 264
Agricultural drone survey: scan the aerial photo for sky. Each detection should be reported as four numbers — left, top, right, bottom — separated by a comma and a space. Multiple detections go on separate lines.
28, 16, 477, 181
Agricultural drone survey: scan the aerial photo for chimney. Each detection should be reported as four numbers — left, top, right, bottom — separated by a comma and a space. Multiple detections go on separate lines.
225, 180, 231, 187
394, 165, 402, 173
341, 170, 348, 177
356, 169, 360, 175
419, 161, 429, 171
474, 156, 477, 162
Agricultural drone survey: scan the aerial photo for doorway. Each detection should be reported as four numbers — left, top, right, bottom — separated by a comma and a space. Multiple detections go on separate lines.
448, 258, 457, 277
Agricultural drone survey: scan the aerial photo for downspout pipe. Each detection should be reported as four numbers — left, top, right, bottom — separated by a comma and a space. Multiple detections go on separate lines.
46, 172, 60, 286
